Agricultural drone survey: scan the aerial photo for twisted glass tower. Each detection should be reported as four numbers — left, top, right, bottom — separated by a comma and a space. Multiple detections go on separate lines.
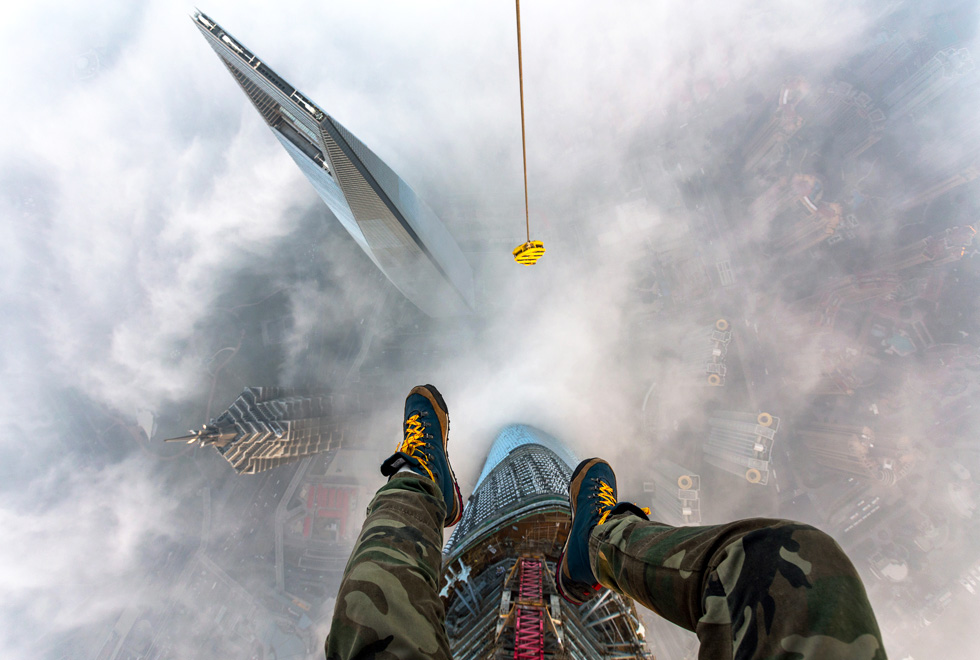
442, 425, 650, 659
193, 11, 475, 317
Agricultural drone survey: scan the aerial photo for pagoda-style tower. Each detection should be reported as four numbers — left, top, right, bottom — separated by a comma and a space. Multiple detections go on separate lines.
166, 387, 344, 474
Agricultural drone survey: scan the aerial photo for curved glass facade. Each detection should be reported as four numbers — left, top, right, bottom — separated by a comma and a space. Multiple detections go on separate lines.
194, 11, 475, 317
473, 424, 579, 489
445, 424, 579, 555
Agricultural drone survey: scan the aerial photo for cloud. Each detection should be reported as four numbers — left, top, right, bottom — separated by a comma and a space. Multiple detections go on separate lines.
0, 454, 185, 657
0, 0, 874, 423
2, 0, 980, 658
1, 1, 323, 437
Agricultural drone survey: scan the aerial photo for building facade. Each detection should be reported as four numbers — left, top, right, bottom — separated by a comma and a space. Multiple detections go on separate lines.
442, 425, 651, 659
273, 449, 378, 603
799, 80, 886, 159
796, 423, 916, 486
677, 319, 732, 387
193, 11, 475, 317
703, 411, 780, 485
741, 79, 808, 172
643, 459, 702, 526
874, 225, 976, 272
881, 47, 974, 117
166, 387, 348, 474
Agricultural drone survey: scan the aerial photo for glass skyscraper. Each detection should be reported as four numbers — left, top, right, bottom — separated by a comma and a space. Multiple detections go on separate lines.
193, 11, 475, 317
442, 425, 651, 659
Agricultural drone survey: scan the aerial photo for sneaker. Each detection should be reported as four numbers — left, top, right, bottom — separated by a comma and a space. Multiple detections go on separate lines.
556, 458, 648, 603
380, 384, 464, 527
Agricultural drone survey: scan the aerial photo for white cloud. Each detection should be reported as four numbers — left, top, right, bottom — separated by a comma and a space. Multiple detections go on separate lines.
2, 0, 979, 657
0, 455, 183, 656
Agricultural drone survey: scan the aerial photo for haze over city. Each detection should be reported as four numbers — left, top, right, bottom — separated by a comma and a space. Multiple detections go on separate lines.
2, 1, 979, 658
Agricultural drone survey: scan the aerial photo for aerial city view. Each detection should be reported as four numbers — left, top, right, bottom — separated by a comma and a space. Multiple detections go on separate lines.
2, 1, 978, 659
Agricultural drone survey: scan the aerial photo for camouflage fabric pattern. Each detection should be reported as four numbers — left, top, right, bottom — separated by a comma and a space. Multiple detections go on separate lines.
590, 515, 886, 660
324, 473, 451, 660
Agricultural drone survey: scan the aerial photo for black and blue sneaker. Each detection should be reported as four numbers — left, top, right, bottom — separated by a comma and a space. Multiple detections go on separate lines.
380, 384, 464, 527
556, 458, 649, 603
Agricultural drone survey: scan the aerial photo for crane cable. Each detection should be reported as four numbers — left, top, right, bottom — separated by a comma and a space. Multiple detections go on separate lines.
512, 0, 545, 265
516, 0, 529, 244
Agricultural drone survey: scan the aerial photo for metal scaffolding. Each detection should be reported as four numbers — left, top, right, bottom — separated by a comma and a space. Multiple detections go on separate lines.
513, 558, 545, 660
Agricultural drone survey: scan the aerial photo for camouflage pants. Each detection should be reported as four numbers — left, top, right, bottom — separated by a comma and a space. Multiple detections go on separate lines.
592, 514, 886, 660
325, 475, 885, 660
325, 474, 452, 660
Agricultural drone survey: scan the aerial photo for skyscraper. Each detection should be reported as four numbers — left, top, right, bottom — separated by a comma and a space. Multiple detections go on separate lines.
896, 161, 980, 211
812, 272, 904, 308
274, 449, 377, 602
810, 346, 881, 397
703, 411, 780, 485
748, 173, 822, 226
442, 425, 650, 659
796, 423, 916, 486
643, 459, 702, 526
852, 32, 914, 92
874, 225, 976, 272
771, 201, 842, 255
166, 387, 347, 474
741, 78, 807, 172
881, 47, 975, 117
678, 319, 731, 387
193, 11, 475, 317
800, 80, 886, 158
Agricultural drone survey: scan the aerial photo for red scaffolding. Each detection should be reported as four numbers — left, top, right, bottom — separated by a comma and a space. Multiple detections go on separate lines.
513, 558, 545, 660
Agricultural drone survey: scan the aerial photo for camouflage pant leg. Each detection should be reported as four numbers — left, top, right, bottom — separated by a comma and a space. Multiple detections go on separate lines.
590, 515, 886, 660
324, 473, 451, 660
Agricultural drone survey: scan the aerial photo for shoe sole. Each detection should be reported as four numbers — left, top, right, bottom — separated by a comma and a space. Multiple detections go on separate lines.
557, 457, 608, 604
410, 384, 464, 526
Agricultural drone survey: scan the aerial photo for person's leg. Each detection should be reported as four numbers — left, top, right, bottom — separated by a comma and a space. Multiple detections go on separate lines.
324, 473, 451, 660
557, 458, 886, 660
324, 385, 464, 660
591, 514, 886, 660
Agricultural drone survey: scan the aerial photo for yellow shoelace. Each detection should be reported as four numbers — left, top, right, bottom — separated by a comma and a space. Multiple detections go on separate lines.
596, 480, 618, 525
400, 414, 435, 481
596, 480, 651, 525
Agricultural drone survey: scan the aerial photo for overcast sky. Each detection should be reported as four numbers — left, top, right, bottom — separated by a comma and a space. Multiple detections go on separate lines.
2, 1, 979, 658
